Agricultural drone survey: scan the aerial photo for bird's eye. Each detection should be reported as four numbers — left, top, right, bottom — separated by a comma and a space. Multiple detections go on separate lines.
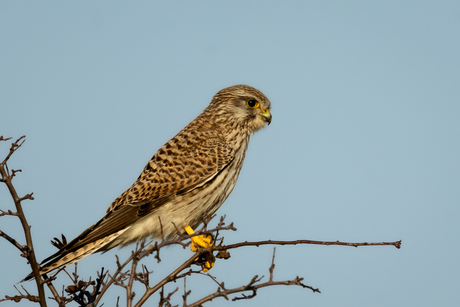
246, 99, 259, 109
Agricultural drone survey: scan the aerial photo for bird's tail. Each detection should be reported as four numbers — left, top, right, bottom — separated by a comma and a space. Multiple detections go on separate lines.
21, 230, 124, 282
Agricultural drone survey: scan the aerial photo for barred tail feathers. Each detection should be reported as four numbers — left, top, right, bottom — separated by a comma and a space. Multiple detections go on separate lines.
21, 229, 126, 282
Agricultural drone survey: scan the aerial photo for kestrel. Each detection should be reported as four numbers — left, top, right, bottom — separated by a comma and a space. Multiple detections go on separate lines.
25, 84, 271, 281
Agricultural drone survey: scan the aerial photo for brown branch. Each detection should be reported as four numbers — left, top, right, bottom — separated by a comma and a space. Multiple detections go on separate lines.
0, 208, 17, 216
43, 275, 66, 307
18, 192, 35, 202
182, 277, 191, 306
129, 218, 238, 306
0, 285, 40, 303
95, 243, 149, 305
2, 135, 25, 165
158, 286, 178, 307
126, 248, 140, 307
134, 252, 201, 307
134, 264, 152, 289
0, 136, 47, 307
185, 248, 319, 306
95, 246, 143, 306
0, 229, 25, 253
95, 235, 192, 306
216, 239, 402, 251
0, 136, 12, 142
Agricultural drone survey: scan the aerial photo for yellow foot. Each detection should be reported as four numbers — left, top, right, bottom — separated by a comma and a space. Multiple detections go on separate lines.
184, 225, 215, 271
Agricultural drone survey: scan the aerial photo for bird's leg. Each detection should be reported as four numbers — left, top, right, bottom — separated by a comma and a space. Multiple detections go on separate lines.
184, 225, 214, 271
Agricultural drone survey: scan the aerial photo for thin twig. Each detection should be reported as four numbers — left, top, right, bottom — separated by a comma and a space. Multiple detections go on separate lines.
127, 245, 141, 307
2, 135, 25, 164
0, 284, 40, 303
0, 208, 17, 216
0, 136, 12, 142
217, 239, 402, 250
0, 229, 25, 253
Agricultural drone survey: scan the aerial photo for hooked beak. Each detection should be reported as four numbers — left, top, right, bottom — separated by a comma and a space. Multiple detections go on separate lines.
260, 109, 272, 125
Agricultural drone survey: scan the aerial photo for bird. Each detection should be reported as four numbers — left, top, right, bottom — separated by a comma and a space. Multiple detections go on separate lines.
24, 84, 271, 281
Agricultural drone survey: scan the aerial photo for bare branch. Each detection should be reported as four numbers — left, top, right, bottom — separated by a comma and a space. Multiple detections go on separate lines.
2, 135, 25, 165
185, 248, 319, 306
134, 252, 201, 307
0, 229, 26, 253
0, 285, 40, 303
269, 247, 276, 281
0, 136, 47, 307
126, 247, 140, 307
18, 192, 35, 202
44, 279, 63, 306
182, 277, 193, 306
0, 136, 12, 142
0, 208, 17, 216
217, 239, 402, 250
158, 286, 178, 307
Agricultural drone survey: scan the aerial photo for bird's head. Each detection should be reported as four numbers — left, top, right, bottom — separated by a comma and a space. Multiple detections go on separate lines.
207, 84, 272, 133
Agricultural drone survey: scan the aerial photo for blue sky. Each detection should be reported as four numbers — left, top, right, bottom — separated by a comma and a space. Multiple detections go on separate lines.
1, 1, 459, 306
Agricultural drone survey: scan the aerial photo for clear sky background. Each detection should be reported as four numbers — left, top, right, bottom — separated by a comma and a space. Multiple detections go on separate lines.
1, 1, 459, 306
